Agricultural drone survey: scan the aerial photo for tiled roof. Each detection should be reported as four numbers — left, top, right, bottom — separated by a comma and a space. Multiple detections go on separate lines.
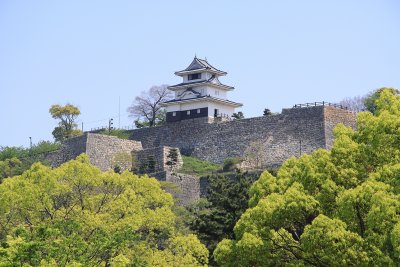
168, 75, 234, 90
161, 95, 242, 107
175, 57, 227, 75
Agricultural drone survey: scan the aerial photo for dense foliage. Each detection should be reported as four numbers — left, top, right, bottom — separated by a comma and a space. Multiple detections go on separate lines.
214, 89, 400, 266
0, 141, 60, 182
188, 172, 258, 264
363, 87, 399, 114
0, 154, 208, 266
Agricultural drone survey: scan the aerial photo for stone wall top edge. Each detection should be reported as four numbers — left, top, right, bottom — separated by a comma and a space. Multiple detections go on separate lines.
87, 132, 141, 143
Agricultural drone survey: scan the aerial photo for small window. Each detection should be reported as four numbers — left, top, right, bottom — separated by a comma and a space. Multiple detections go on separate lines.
197, 109, 201, 114
188, 73, 201, 80
172, 112, 176, 117
215, 90, 219, 96
187, 110, 191, 115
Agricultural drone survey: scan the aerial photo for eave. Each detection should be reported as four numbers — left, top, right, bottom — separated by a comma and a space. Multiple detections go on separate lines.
168, 81, 234, 91
174, 69, 227, 77
161, 96, 243, 108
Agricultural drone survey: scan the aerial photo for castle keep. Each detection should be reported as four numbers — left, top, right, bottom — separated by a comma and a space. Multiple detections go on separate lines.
48, 58, 357, 204
162, 57, 242, 122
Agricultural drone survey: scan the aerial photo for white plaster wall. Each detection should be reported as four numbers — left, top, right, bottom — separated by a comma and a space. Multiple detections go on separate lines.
166, 105, 178, 112
180, 102, 208, 110
203, 86, 227, 99
166, 102, 208, 112
166, 101, 236, 117
207, 102, 235, 117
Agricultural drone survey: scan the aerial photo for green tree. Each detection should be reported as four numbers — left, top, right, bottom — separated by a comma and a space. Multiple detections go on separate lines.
0, 157, 22, 182
166, 148, 179, 172
222, 157, 242, 172
214, 88, 400, 266
231, 111, 244, 120
0, 141, 60, 181
49, 104, 82, 142
363, 87, 399, 114
188, 172, 258, 264
0, 154, 208, 266
263, 108, 272, 116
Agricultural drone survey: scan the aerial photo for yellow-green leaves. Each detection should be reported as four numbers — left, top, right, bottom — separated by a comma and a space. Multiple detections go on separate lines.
301, 215, 381, 266
49, 103, 82, 142
0, 157, 21, 180
214, 88, 400, 266
0, 154, 208, 266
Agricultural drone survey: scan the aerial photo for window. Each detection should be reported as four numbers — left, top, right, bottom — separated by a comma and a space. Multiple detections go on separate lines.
197, 109, 201, 114
187, 110, 191, 115
215, 90, 219, 96
172, 112, 176, 116
188, 73, 201, 80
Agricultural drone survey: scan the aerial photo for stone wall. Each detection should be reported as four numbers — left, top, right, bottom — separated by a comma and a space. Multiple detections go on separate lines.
134, 146, 183, 174
46, 134, 87, 168
166, 172, 201, 206
46, 106, 356, 206
47, 133, 142, 171
128, 106, 356, 167
323, 106, 357, 149
85, 134, 142, 171
149, 171, 201, 206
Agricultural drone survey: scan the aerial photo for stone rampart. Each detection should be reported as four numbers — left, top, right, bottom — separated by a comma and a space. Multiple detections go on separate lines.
47, 133, 142, 171
85, 134, 142, 171
323, 106, 357, 149
149, 171, 202, 206
46, 134, 87, 168
46, 106, 356, 205
134, 146, 183, 174
128, 106, 356, 167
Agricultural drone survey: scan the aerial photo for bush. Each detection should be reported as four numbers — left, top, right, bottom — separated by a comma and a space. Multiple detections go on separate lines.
222, 157, 242, 172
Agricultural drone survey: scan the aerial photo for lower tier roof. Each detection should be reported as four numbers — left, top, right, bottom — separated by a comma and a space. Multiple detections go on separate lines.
161, 95, 243, 107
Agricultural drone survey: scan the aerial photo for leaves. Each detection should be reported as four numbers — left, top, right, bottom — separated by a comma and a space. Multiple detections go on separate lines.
214, 88, 400, 266
0, 154, 208, 266
49, 104, 81, 142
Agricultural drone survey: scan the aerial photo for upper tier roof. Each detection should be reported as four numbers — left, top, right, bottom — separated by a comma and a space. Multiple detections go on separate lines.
168, 75, 234, 91
175, 57, 227, 76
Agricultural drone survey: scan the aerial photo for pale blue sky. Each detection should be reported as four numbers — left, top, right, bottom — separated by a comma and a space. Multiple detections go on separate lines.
1, 0, 399, 147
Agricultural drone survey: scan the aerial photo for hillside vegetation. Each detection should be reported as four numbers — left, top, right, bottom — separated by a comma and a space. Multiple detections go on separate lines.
180, 155, 221, 176
214, 89, 400, 266
0, 154, 208, 266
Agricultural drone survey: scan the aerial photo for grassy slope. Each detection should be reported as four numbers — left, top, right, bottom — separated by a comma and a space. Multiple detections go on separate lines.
179, 155, 221, 177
